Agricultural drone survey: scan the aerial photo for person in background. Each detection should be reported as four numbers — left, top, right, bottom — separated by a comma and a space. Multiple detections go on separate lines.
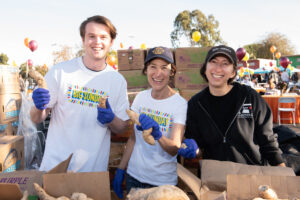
112, 47, 187, 198
30, 15, 130, 172
265, 77, 280, 95
178, 45, 285, 167
281, 68, 290, 83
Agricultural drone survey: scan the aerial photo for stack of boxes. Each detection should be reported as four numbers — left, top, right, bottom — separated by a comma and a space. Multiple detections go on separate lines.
175, 47, 210, 101
0, 65, 24, 173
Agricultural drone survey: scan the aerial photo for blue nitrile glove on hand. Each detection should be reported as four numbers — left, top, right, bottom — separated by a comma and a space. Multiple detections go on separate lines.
178, 139, 199, 159
97, 99, 115, 124
113, 168, 125, 199
138, 113, 162, 140
32, 88, 50, 110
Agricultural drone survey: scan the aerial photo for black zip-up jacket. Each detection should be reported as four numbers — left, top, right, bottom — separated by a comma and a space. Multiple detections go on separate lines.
185, 82, 284, 166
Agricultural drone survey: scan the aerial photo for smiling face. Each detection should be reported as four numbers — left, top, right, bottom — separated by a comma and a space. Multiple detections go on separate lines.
205, 55, 236, 91
146, 58, 172, 94
82, 22, 113, 63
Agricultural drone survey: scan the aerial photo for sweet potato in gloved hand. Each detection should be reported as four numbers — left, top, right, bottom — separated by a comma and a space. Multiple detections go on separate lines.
178, 139, 199, 159
138, 113, 162, 141
97, 98, 115, 124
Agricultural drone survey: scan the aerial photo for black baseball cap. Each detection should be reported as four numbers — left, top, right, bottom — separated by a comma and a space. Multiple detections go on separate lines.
204, 45, 237, 66
144, 46, 174, 64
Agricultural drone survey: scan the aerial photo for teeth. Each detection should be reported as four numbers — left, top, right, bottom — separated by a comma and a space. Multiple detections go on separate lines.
153, 78, 163, 82
212, 74, 223, 78
93, 47, 103, 51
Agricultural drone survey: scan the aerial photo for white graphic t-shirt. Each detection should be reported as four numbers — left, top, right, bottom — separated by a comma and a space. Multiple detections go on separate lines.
127, 89, 187, 185
39, 57, 129, 172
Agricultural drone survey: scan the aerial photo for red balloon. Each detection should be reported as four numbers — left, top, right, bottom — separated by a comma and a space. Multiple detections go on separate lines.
27, 59, 33, 66
236, 48, 246, 61
28, 40, 38, 52
279, 57, 291, 69
269, 62, 273, 67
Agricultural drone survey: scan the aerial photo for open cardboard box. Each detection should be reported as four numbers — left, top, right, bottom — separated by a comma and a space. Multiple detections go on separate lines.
0, 154, 111, 200
227, 174, 300, 199
0, 153, 71, 199
177, 159, 296, 200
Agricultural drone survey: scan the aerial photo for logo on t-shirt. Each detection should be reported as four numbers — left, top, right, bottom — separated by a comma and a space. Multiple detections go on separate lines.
67, 85, 108, 108
237, 103, 253, 118
139, 107, 174, 133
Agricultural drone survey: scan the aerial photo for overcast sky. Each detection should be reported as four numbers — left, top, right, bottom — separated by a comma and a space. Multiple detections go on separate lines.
1, 0, 299, 66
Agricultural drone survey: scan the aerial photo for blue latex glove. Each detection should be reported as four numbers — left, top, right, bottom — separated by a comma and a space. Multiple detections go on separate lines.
97, 99, 115, 124
178, 139, 199, 159
32, 88, 50, 110
113, 168, 125, 199
136, 125, 143, 131
139, 113, 162, 140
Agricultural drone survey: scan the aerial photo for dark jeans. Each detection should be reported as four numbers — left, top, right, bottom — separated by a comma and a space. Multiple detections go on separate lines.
126, 173, 157, 193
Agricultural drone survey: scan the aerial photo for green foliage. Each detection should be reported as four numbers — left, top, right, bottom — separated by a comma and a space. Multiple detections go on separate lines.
0, 53, 9, 65
243, 32, 295, 59
171, 10, 225, 48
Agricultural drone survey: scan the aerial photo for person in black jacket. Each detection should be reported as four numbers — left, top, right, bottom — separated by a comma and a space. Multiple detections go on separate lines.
178, 45, 286, 167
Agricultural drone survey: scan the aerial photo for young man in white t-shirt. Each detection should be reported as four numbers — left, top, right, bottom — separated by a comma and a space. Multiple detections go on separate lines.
30, 15, 129, 172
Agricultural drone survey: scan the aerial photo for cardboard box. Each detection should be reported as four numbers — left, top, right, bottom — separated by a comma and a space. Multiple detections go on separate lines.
0, 154, 71, 197
0, 66, 20, 95
0, 135, 24, 173
117, 49, 146, 71
227, 174, 300, 200
0, 93, 21, 124
43, 172, 111, 200
0, 120, 19, 137
120, 70, 149, 89
175, 69, 207, 89
175, 47, 210, 70
0, 153, 111, 200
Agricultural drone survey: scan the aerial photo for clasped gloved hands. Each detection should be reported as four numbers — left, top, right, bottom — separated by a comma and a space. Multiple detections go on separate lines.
97, 99, 115, 124
136, 113, 162, 140
32, 88, 50, 110
178, 139, 199, 159
113, 168, 125, 199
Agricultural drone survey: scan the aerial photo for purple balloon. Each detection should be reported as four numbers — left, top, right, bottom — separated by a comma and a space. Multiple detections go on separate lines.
279, 57, 291, 69
236, 48, 246, 62
28, 40, 38, 52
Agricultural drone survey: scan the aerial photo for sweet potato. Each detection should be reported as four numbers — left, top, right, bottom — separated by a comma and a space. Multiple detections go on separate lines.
126, 109, 155, 145
21, 190, 28, 200
258, 185, 278, 199
33, 183, 56, 200
28, 69, 48, 89
98, 96, 107, 108
127, 185, 189, 200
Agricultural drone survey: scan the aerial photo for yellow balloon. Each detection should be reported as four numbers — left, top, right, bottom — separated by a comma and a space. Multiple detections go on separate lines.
24, 37, 30, 48
275, 52, 281, 59
12, 60, 17, 67
192, 31, 201, 42
270, 45, 276, 53
242, 53, 249, 62
140, 43, 147, 50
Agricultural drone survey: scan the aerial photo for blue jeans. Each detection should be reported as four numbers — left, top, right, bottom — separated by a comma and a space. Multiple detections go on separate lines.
126, 173, 157, 193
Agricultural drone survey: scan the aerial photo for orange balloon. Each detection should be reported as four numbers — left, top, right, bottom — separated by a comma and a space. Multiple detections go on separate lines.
120, 42, 124, 49
24, 37, 30, 47
270, 45, 276, 53
275, 52, 281, 59
106, 55, 116, 66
